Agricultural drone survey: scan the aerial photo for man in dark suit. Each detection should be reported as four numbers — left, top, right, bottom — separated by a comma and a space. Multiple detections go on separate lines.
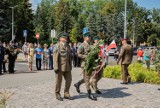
0, 41, 5, 75
6, 41, 18, 74
117, 39, 133, 84
48, 43, 54, 70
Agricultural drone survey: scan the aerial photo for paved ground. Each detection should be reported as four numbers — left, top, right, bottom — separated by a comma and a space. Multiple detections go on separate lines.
0, 53, 159, 108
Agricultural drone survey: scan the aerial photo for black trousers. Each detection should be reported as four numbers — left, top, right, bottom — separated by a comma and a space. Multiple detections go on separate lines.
8, 58, 16, 73
3, 61, 6, 72
0, 60, 2, 74
49, 56, 53, 69
36, 58, 41, 70
73, 55, 77, 67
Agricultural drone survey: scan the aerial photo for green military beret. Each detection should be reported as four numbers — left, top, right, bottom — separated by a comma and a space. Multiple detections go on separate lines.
83, 32, 90, 38
58, 32, 68, 38
93, 36, 100, 40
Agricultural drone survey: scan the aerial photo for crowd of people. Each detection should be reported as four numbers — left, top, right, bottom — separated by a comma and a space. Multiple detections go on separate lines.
0, 41, 19, 75
137, 47, 158, 69
0, 32, 159, 101
0, 40, 92, 75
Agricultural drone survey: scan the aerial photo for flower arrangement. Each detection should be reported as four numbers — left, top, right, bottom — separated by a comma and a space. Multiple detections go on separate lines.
84, 40, 104, 75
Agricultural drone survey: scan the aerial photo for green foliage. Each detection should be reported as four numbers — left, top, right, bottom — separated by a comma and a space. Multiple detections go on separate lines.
1, 0, 160, 44
15, 0, 34, 42
0, 0, 11, 37
84, 40, 104, 75
70, 23, 78, 43
103, 65, 121, 79
103, 63, 160, 85
54, 0, 72, 34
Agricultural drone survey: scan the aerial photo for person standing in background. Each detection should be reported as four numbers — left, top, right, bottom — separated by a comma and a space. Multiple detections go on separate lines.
2, 42, 7, 73
27, 43, 35, 72
143, 48, 151, 69
6, 41, 19, 74
0, 41, 5, 75
35, 44, 43, 70
43, 44, 49, 70
22, 42, 28, 61
117, 39, 133, 84
137, 47, 144, 63
114, 48, 120, 63
70, 43, 77, 67
48, 43, 54, 70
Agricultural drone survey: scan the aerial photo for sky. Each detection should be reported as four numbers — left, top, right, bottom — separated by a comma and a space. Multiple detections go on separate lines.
133, 0, 160, 9
30, 0, 160, 10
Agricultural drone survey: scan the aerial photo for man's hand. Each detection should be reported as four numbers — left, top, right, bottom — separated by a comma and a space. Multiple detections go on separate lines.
54, 69, 59, 73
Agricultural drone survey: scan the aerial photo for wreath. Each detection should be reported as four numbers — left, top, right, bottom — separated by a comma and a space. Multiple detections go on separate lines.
84, 40, 104, 75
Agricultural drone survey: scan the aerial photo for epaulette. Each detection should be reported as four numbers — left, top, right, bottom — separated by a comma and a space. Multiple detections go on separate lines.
53, 43, 60, 53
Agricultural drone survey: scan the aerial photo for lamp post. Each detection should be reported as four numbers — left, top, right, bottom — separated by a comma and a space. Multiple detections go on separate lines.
10, 5, 18, 42
124, 0, 127, 39
133, 19, 135, 47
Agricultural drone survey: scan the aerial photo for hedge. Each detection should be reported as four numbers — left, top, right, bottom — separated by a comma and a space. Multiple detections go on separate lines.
103, 63, 160, 85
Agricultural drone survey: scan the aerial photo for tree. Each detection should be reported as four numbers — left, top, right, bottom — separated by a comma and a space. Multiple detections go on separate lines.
54, 0, 72, 34
14, 0, 34, 42
86, 13, 97, 38
0, 0, 11, 41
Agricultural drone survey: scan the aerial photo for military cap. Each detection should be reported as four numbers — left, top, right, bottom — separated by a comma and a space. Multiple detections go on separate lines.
122, 38, 126, 41
93, 36, 100, 40
83, 32, 90, 38
58, 32, 68, 38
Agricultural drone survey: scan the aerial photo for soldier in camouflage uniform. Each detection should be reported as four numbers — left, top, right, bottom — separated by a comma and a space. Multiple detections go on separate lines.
74, 32, 97, 101
53, 33, 73, 101
91, 36, 103, 94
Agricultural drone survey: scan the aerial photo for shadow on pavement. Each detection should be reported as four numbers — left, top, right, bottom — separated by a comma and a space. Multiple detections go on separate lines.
72, 87, 132, 100
98, 87, 132, 98
128, 82, 142, 85
73, 92, 88, 100
11, 71, 38, 74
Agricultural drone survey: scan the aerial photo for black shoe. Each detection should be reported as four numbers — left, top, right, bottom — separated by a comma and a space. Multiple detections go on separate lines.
158, 88, 160, 90
120, 82, 128, 84
128, 77, 131, 83
0, 73, 4, 75
87, 90, 97, 101
56, 97, 63, 101
96, 90, 102, 94
9, 72, 14, 74
64, 96, 74, 100
74, 83, 80, 93
88, 94, 97, 101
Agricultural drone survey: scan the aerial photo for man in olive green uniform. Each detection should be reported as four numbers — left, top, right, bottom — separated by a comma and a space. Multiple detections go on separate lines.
91, 36, 103, 94
117, 39, 133, 84
74, 32, 97, 100
53, 33, 73, 101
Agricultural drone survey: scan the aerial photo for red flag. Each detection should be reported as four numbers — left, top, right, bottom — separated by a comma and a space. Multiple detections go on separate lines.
106, 40, 117, 51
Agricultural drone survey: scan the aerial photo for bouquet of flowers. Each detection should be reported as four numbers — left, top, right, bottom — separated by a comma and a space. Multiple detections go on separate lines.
84, 40, 104, 75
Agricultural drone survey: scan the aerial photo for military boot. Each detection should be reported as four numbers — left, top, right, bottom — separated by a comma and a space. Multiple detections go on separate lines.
87, 90, 97, 101
74, 81, 81, 93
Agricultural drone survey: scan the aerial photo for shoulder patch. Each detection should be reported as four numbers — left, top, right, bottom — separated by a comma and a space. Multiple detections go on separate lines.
78, 45, 83, 49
